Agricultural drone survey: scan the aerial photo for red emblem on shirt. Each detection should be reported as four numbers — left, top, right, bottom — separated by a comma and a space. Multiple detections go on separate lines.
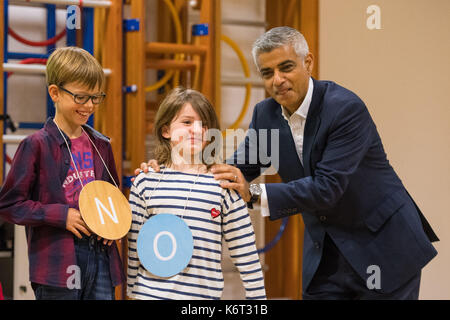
211, 208, 220, 219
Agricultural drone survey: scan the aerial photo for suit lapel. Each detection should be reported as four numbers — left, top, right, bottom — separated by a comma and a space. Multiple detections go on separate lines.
302, 79, 325, 176
302, 116, 320, 176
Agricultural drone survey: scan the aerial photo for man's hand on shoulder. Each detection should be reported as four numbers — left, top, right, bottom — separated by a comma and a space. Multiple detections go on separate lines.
211, 164, 251, 202
131, 159, 161, 182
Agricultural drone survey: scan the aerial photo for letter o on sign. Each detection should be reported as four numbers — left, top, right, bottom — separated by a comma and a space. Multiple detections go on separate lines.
153, 231, 177, 261
137, 214, 193, 277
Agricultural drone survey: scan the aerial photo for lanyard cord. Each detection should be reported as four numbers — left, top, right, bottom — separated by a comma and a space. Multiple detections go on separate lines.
54, 119, 85, 189
53, 119, 118, 189
81, 127, 118, 188
141, 167, 201, 222
181, 170, 201, 217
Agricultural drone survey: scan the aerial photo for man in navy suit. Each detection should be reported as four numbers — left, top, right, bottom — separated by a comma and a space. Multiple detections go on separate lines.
211, 26, 438, 299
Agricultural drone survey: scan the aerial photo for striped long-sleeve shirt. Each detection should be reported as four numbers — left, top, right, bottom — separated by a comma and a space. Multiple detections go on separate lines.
127, 167, 266, 300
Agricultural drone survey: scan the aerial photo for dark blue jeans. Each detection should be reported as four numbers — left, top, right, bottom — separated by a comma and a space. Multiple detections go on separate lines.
32, 236, 114, 300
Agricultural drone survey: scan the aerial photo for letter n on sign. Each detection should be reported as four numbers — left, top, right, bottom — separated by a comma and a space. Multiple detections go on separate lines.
79, 181, 132, 240
95, 197, 119, 225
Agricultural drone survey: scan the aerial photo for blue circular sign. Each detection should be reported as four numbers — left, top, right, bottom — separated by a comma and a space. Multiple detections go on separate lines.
137, 214, 193, 278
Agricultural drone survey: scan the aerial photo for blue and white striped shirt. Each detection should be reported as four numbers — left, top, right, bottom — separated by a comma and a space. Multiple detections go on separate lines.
127, 167, 266, 300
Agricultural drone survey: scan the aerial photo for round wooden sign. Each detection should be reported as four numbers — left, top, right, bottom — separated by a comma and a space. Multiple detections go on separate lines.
79, 180, 132, 240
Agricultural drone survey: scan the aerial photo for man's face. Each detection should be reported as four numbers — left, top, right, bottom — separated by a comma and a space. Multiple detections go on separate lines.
257, 44, 313, 114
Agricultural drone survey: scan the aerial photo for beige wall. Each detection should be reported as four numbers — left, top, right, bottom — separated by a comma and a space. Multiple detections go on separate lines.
319, 0, 450, 299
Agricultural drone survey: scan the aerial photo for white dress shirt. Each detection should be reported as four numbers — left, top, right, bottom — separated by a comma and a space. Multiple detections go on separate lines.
259, 77, 314, 217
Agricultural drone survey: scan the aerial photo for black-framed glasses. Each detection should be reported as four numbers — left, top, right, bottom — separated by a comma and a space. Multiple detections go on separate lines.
59, 86, 106, 105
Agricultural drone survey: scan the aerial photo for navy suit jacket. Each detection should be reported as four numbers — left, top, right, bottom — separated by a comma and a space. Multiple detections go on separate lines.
232, 79, 438, 294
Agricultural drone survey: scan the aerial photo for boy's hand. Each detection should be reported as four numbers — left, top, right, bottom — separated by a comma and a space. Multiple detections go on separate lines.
66, 208, 91, 239
97, 236, 114, 246
131, 159, 161, 182
67, 209, 115, 246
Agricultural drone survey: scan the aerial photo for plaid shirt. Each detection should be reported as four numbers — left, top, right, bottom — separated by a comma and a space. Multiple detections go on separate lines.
0, 118, 125, 288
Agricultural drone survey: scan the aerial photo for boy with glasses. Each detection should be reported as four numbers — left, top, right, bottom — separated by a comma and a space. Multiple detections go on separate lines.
0, 47, 125, 300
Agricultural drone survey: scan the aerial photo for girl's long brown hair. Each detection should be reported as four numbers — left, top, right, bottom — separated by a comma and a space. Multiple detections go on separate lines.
154, 87, 221, 168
